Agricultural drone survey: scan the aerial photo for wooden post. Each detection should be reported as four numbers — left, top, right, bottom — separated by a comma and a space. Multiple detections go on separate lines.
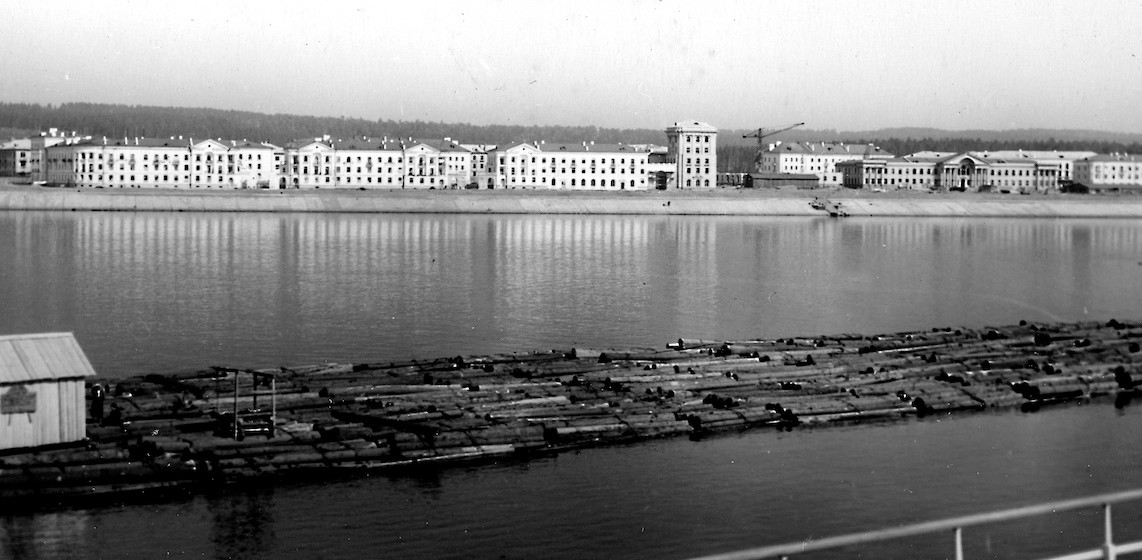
232, 370, 240, 440
271, 375, 277, 430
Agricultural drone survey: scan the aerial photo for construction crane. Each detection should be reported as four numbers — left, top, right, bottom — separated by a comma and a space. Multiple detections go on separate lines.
742, 122, 804, 149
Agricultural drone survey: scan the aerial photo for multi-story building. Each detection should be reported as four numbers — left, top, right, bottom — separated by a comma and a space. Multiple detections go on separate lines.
0, 139, 31, 177
325, 137, 407, 189
838, 152, 1062, 193
48, 137, 190, 188
280, 136, 462, 189
665, 121, 717, 189
461, 143, 495, 188
981, 150, 1097, 183
45, 136, 282, 189
417, 138, 472, 188
1073, 154, 1142, 193
487, 142, 651, 190
39, 120, 715, 192
30, 129, 87, 182
758, 142, 891, 187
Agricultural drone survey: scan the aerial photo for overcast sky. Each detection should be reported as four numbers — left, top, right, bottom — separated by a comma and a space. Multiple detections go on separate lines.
2, 0, 1141, 133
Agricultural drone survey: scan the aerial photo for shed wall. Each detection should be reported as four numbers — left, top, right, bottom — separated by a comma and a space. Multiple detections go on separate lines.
0, 379, 85, 450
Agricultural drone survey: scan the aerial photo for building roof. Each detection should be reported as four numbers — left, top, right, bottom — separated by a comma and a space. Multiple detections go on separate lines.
227, 140, 281, 150
414, 139, 470, 152
1080, 153, 1142, 163
767, 142, 892, 158
667, 120, 717, 132
907, 151, 958, 159
69, 137, 192, 149
0, 333, 96, 385
328, 137, 403, 151
0, 139, 32, 150
536, 143, 645, 153
984, 150, 1099, 160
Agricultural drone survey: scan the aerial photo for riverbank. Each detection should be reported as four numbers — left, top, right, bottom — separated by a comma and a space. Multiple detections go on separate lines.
2, 320, 1139, 507
3, 181, 1142, 217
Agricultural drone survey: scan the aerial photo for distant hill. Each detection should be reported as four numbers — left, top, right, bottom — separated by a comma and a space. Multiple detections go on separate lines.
719, 127, 1142, 147
3, 102, 1141, 173
0, 102, 666, 146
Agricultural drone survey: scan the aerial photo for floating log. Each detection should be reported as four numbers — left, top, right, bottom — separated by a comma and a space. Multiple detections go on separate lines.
4, 319, 1141, 506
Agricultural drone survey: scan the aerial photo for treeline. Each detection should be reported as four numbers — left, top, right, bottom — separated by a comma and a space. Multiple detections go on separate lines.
4, 102, 1142, 174
0, 102, 666, 146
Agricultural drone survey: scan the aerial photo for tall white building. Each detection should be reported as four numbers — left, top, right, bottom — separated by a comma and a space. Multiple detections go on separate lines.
487, 142, 651, 190
665, 121, 717, 189
1073, 154, 1142, 193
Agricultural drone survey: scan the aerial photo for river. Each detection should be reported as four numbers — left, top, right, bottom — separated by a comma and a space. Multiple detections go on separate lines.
1, 211, 1142, 559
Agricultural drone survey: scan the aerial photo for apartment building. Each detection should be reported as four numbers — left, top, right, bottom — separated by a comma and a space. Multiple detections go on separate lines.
46, 137, 282, 189
1073, 154, 1142, 193
487, 142, 651, 190
757, 142, 891, 187
665, 121, 717, 189
0, 139, 31, 177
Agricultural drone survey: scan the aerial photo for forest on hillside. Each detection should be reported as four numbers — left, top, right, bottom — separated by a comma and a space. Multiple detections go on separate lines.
4, 102, 1141, 174
0, 102, 666, 146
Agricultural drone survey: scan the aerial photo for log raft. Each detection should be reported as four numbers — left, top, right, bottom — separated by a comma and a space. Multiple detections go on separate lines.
3, 319, 1142, 507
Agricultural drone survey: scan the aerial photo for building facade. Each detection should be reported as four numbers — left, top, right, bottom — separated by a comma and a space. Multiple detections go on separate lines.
46, 137, 283, 189
758, 142, 891, 187
981, 150, 1097, 182
0, 139, 31, 177
839, 152, 1064, 193
487, 142, 651, 190
37, 120, 716, 191
665, 121, 717, 189
1073, 154, 1142, 193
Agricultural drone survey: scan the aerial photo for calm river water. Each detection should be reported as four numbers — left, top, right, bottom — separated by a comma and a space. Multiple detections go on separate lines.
2, 211, 1142, 559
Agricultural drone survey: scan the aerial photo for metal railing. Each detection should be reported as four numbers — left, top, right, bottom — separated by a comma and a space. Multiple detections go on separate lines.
687, 488, 1142, 560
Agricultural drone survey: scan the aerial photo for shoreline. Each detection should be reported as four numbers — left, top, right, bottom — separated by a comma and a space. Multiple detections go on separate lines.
3, 182, 1142, 217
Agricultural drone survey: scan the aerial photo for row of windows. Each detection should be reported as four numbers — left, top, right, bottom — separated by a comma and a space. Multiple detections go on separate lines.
500, 156, 644, 165
503, 177, 643, 187
291, 166, 442, 176
76, 152, 268, 161
505, 167, 639, 175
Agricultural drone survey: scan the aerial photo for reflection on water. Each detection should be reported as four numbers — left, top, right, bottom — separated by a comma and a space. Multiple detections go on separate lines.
4, 405, 1142, 560
1, 212, 1141, 376
2, 211, 1142, 558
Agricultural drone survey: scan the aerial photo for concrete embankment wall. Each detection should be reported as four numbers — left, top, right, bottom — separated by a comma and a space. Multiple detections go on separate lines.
2, 187, 1142, 217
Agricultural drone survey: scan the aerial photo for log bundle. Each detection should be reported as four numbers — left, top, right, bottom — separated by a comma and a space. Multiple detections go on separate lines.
3, 319, 1141, 506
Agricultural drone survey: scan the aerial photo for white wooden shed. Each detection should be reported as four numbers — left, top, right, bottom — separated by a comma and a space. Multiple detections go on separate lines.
0, 333, 96, 451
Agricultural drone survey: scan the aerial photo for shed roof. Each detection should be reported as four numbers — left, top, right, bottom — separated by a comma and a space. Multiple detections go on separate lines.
0, 333, 97, 384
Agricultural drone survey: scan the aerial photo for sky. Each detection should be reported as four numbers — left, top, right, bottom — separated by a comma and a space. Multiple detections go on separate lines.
2, 0, 1141, 133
